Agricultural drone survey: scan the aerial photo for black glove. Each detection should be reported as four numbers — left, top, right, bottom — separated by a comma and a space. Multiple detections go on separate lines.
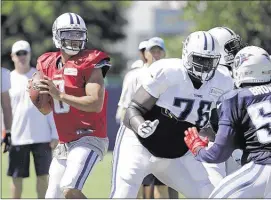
199, 121, 216, 142
1, 131, 11, 153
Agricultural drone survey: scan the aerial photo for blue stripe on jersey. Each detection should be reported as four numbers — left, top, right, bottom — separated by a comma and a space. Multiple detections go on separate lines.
75, 14, 80, 24
203, 32, 207, 50
69, 13, 74, 24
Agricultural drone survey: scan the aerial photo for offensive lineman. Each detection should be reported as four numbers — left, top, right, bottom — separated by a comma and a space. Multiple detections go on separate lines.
34, 13, 111, 198
184, 46, 271, 198
110, 31, 234, 198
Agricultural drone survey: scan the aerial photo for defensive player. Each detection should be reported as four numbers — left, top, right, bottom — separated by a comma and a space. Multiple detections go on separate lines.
110, 31, 234, 198
35, 13, 111, 199
208, 27, 244, 174
184, 46, 271, 198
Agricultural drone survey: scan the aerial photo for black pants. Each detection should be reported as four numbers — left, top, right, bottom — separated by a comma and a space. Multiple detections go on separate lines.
7, 143, 52, 178
142, 174, 179, 198
142, 174, 164, 186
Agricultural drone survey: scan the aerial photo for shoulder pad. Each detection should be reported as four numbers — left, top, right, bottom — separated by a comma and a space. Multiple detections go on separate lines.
82, 49, 110, 65
218, 89, 239, 102
150, 58, 185, 84
37, 52, 59, 70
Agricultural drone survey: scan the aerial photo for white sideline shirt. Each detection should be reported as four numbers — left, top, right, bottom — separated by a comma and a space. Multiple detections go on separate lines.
2, 68, 11, 92
118, 64, 149, 109
9, 68, 58, 145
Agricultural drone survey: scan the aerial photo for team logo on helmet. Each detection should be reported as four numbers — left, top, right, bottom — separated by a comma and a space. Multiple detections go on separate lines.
234, 53, 253, 69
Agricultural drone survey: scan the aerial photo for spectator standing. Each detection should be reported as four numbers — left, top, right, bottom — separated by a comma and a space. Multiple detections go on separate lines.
116, 40, 148, 123
7, 40, 58, 199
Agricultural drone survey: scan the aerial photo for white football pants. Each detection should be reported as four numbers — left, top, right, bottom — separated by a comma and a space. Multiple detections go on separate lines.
209, 161, 271, 198
45, 136, 108, 198
110, 124, 226, 198
225, 149, 242, 175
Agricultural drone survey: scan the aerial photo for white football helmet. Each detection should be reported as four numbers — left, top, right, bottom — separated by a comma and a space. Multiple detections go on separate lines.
233, 46, 271, 88
209, 27, 243, 69
182, 31, 221, 82
52, 13, 88, 56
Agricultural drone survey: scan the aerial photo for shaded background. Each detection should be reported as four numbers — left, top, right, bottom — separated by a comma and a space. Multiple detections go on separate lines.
1, 1, 271, 198
2, 1, 271, 150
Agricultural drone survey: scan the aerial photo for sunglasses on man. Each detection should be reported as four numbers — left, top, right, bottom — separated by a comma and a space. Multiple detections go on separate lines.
16, 50, 28, 56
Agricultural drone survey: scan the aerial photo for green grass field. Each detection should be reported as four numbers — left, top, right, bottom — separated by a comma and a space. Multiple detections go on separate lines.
1, 152, 184, 199
1, 152, 113, 198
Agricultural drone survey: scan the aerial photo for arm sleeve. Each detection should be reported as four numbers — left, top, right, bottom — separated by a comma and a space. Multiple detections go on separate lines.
83, 51, 111, 81
36, 52, 52, 75
196, 97, 238, 163
46, 112, 59, 140
196, 124, 236, 163
1, 68, 11, 92
94, 58, 111, 78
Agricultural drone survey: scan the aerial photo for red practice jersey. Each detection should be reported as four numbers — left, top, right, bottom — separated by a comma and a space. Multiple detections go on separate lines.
37, 49, 110, 143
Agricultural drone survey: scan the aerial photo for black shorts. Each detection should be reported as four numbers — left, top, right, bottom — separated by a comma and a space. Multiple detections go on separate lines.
7, 143, 52, 178
142, 174, 165, 186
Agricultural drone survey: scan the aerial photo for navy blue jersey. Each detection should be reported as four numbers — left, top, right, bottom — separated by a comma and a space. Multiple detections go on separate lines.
217, 84, 271, 165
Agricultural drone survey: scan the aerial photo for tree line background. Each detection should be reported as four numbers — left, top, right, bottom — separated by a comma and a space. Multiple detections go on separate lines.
2, 1, 271, 76
161, 1, 271, 58
1, 1, 130, 75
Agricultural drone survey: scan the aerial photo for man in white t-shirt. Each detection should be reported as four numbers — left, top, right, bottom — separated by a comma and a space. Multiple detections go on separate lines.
116, 40, 148, 123
7, 40, 59, 199
1, 67, 13, 153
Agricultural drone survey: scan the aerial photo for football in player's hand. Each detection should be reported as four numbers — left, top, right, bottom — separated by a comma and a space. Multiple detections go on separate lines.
28, 71, 53, 115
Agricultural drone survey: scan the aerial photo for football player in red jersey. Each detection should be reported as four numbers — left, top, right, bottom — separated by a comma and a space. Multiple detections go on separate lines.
34, 13, 111, 199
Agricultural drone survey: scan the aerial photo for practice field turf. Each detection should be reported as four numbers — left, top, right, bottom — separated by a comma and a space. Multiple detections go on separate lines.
1, 152, 184, 199
1, 152, 113, 198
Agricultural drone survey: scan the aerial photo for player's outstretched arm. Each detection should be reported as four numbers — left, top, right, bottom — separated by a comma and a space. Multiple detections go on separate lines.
40, 68, 105, 113
124, 86, 159, 138
184, 124, 236, 163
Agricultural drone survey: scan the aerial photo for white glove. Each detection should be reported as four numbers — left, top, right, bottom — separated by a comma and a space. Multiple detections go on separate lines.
137, 119, 159, 138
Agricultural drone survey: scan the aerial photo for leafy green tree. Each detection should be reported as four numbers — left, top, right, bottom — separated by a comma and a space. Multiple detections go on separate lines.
183, 1, 271, 53
1, 1, 130, 74
162, 35, 185, 58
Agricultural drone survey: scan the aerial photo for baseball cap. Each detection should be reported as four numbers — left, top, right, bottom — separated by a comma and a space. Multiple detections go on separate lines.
146, 37, 165, 51
12, 40, 31, 54
138, 41, 148, 50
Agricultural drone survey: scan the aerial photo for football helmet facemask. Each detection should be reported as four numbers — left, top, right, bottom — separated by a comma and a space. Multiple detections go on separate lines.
182, 31, 221, 82
209, 27, 244, 70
